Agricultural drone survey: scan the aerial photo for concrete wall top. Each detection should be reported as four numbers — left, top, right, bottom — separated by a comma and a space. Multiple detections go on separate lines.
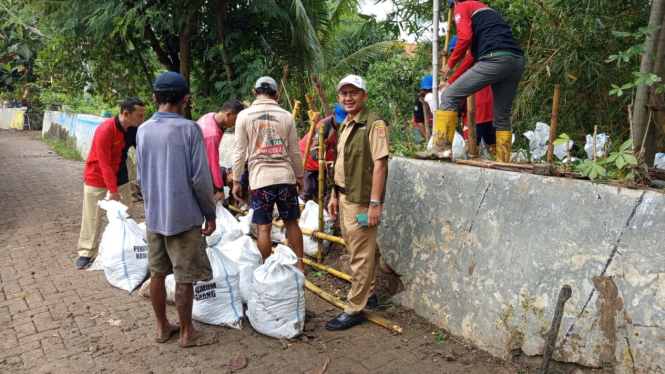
42, 111, 106, 160
378, 157, 664, 373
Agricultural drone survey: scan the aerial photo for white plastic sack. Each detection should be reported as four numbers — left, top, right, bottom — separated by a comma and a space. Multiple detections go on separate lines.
206, 202, 243, 248
138, 275, 177, 304
426, 131, 466, 159
523, 122, 550, 160
248, 245, 305, 339
299, 201, 334, 257
98, 200, 149, 292
192, 247, 243, 329
654, 153, 665, 170
584, 133, 608, 159
218, 235, 263, 304
238, 209, 253, 235
554, 140, 573, 161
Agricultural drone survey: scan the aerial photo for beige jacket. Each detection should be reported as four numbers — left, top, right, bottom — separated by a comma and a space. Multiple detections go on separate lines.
232, 98, 304, 189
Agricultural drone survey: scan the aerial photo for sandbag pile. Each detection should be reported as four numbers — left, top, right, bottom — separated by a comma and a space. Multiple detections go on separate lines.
97, 200, 149, 293
299, 200, 334, 258
247, 245, 305, 339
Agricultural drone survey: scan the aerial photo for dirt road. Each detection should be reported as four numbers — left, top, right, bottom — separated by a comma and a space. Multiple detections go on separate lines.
0, 130, 534, 373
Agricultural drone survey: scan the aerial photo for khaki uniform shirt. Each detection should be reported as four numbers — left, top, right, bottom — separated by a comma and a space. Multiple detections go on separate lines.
335, 115, 390, 188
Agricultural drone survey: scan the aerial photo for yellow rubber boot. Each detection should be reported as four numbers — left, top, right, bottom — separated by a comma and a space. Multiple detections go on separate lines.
432, 110, 457, 158
495, 130, 512, 163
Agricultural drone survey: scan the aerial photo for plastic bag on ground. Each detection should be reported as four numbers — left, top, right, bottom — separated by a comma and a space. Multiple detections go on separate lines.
248, 245, 305, 339
206, 202, 243, 248
426, 131, 466, 159
299, 201, 334, 257
523, 122, 550, 160
98, 200, 149, 292
654, 153, 665, 170
584, 133, 608, 159
192, 247, 243, 329
138, 275, 177, 304
218, 235, 263, 304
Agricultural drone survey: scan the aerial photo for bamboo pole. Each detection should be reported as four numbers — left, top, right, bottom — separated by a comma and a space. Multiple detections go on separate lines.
305, 280, 403, 334
305, 93, 318, 113
306, 261, 351, 281
593, 125, 598, 161
310, 73, 332, 116
317, 115, 325, 264
546, 84, 562, 163
292, 100, 301, 120
432, 0, 441, 115
456, 159, 534, 170
441, 8, 454, 71
467, 94, 478, 156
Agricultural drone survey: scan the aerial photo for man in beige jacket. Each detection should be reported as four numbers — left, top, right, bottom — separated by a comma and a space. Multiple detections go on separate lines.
232, 76, 305, 272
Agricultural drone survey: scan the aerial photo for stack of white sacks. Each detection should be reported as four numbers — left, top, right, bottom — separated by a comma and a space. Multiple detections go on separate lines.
122, 202, 304, 339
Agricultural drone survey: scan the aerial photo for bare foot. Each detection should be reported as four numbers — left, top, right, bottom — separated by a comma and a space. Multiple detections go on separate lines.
155, 323, 180, 343
180, 329, 218, 348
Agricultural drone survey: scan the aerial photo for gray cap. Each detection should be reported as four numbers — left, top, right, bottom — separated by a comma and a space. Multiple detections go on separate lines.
255, 76, 278, 91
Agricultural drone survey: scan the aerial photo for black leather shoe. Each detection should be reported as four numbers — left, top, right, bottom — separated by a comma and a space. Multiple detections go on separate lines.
325, 312, 366, 331
76, 256, 93, 269
339, 294, 379, 309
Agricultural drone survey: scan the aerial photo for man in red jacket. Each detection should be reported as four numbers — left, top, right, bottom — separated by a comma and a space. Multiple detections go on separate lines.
438, 0, 525, 162
76, 98, 145, 269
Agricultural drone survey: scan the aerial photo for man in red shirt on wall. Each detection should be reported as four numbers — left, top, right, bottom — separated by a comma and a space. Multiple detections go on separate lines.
438, 0, 525, 162
298, 103, 347, 202
444, 35, 496, 155
76, 98, 145, 269
196, 99, 244, 202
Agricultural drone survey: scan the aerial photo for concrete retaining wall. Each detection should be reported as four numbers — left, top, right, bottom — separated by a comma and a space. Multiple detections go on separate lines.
41, 111, 105, 160
378, 157, 664, 373
0, 108, 25, 130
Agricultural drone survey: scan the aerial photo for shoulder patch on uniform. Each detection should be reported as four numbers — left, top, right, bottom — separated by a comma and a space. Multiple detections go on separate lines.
376, 123, 386, 139
455, 13, 461, 23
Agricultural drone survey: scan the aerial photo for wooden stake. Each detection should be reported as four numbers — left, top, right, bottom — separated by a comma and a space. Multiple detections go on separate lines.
311, 73, 332, 116
276, 65, 289, 102
467, 94, 478, 157
538, 285, 572, 374
546, 84, 562, 163
302, 111, 321, 169
593, 125, 598, 162
305, 93, 318, 113
420, 96, 432, 139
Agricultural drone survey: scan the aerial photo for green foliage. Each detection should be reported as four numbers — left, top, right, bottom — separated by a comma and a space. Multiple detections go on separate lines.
434, 331, 447, 344
552, 133, 571, 146
311, 270, 323, 277
377, 300, 395, 309
412, 324, 422, 330
575, 159, 607, 182
38, 137, 83, 161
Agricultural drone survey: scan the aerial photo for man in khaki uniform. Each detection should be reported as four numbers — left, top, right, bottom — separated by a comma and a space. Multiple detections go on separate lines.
326, 75, 389, 331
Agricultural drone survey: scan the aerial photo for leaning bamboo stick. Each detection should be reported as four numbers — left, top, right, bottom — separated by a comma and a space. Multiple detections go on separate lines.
306, 261, 351, 281
467, 94, 478, 157
305, 93, 318, 113
305, 280, 403, 334
317, 115, 325, 264
302, 112, 321, 169
546, 84, 562, 163
311, 73, 332, 116
292, 100, 301, 120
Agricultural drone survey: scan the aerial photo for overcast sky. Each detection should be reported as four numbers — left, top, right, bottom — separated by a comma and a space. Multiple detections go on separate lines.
360, 1, 446, 43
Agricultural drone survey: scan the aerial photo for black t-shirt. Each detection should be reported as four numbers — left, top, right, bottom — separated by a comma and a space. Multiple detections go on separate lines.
115, 115, 137, 187
413, 93, 425, 123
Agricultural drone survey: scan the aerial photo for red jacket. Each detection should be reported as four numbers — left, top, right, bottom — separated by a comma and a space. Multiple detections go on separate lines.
299, 116, 338, 172
83, 116, 127, 193
448, 52, 493, 131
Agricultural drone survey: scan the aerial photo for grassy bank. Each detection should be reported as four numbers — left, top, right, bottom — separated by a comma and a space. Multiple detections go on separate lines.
39, 137, 83, 161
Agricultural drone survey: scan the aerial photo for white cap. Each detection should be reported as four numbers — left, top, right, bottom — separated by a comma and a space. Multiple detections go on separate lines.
255, 76, 278, 91
336, 75, 367, 92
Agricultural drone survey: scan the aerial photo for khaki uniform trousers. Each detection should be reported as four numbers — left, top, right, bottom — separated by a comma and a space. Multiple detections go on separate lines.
77, 182, 133, 257
339, 193, 378, 315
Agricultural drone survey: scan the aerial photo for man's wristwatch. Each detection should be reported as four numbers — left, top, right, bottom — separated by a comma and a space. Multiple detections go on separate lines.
369, 200, 380, 207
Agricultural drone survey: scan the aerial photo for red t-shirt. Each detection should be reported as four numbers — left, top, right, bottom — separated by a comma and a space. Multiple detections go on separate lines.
83, 117, 126, 193
299, 116, 338, 172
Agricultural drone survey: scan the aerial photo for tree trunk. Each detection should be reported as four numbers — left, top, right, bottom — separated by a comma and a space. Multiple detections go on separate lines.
651, 12, 665, 142
144, 24, 173, 71
215, 0, 235, 92
632, 0, 665, 165
179, 8, 199, 119
128, 36, 154, 92
203, 59, 212, 97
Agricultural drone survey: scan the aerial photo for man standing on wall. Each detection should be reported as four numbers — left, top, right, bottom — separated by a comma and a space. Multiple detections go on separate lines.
197, 99, 244, 201
137, 71, 219, 347
298, 103, 348, 202
76, 97, 145, 269
439, 0, 525, 162
232, 76, 305, 272
326, 75, 390, 331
